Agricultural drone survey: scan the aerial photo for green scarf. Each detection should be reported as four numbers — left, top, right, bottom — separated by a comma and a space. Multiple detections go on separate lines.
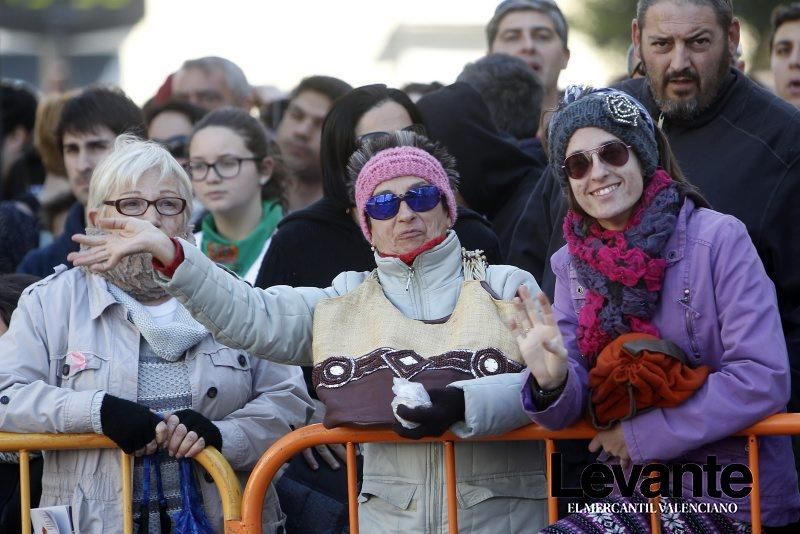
200, 200, 282, 277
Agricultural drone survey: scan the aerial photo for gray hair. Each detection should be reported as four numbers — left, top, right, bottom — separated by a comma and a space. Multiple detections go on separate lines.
636, 0, 733, 32
345, 131, 460, 205
180, 56, 251, 105
486, 0, 569, 49
88, 134, 193, 224
457, 53, 544, 139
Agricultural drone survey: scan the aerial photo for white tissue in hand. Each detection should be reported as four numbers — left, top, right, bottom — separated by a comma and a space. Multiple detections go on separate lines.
391, 377, 432, 429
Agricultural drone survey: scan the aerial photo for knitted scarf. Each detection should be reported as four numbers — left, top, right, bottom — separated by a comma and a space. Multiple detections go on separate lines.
563, 169, 682, 365
200, 200, 282, 277
106, 283, 207, 361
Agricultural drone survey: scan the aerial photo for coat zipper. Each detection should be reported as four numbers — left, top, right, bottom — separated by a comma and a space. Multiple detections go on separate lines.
405, 268, 415, 291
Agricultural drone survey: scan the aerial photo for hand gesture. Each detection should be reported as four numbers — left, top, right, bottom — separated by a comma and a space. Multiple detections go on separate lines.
508, 286, 568, 390
67, 217, 175, 272
589, 423, 631, 469
157, 410, 222, 459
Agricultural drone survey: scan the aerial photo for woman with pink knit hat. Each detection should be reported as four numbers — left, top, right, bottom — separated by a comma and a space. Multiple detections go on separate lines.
69, 130, 549, 532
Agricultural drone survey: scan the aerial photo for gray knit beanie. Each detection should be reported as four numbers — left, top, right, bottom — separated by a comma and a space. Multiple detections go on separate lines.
486, 0, 568, 48
547, 86, 658, 185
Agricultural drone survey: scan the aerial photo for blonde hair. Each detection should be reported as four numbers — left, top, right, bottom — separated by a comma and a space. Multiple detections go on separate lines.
34, 91, 78, 176
87, 134, 193, 224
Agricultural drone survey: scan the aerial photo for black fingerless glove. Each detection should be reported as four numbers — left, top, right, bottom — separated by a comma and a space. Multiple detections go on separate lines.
172, 409, 223, 451
393, 387, 466, 440
100, 394, 161, 454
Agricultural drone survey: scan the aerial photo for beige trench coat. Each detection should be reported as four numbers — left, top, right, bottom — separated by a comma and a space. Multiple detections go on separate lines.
0, 265, 314, 533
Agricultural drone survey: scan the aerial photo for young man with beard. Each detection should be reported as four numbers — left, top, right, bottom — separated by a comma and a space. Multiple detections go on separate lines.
275, 76, 352, 212
17, 88, 144, 277
508, 0, 800, 491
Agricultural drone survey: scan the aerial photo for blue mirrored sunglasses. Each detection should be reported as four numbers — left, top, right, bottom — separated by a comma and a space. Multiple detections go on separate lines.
365, 185, 442, 220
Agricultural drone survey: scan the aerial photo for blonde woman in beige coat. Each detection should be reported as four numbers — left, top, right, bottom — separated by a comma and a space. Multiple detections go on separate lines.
0, 136, 312, 533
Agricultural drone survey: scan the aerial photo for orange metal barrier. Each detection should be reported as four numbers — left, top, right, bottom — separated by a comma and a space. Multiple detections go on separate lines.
0, 432, 242, 534
231, 413, 800, 534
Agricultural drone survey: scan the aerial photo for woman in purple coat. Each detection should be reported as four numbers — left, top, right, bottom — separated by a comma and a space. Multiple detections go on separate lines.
514, 86, 800, 532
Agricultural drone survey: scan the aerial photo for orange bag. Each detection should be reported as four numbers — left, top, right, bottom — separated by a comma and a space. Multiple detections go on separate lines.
588, 333, 711, 429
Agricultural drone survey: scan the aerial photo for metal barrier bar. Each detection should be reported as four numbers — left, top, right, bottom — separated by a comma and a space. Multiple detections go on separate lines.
346, 442, 359, 534
545, 439, 557, 523
444, 441, 458, 534
0, 433, 241, 533
19, 450, 31, 534
749, 435, 761, 534
240, 414, 800, 534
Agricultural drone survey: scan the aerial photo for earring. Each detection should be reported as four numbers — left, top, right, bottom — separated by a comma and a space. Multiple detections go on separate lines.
259, 178, 268, 186
370, 244, 376, 252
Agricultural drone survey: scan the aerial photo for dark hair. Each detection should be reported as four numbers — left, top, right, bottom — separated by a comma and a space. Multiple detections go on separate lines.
319, 84, 424, 209
56, 87, 145, 153
771, 3, 800, 51
192, 107, 286, 206
290, 75, 352, 105
0, 273, 40, 326
636, 0, 733, 33
143, 99, 207, 130
457, 54, 544, 139
1, 80, 38, 137
562, 127, 709, 218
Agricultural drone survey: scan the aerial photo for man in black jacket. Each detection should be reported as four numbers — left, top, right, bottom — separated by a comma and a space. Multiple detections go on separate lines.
509, 0, 800, 469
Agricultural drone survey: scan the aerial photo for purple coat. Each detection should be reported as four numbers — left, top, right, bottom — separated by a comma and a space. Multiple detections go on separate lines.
522, 199, 800, 526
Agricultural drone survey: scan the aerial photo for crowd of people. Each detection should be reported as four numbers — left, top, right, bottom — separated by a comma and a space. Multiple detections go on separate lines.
2, 0, 800, 532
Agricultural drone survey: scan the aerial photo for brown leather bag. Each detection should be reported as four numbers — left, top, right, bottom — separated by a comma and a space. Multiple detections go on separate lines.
588, 332, 711, 429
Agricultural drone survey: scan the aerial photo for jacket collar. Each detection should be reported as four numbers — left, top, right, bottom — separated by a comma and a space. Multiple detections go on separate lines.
374, 230, 462, 293
85, 270, 122, 320
663, 198, 694, 266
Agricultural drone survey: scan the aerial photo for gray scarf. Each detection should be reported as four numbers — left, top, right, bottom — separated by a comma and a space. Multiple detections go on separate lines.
106, 283, 208, 361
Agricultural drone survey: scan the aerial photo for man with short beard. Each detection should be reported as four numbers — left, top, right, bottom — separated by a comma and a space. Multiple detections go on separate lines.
508, 0, 800, 487
275, 76, 351, 212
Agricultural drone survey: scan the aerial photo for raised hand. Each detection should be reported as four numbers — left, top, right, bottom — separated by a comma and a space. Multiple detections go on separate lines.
67, 217, 176, 272
508, 285, 568, 390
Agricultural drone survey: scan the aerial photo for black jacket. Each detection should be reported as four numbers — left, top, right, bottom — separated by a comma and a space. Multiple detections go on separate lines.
508, 69, 800, 406
417, 83, 547, 258
17, 202, 84, 278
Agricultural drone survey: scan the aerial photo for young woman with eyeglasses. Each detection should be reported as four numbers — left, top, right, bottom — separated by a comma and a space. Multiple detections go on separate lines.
187, 108, 285, 283
0, 136, 311, 532
519, 87, 800, 532
68, 130, 554, 532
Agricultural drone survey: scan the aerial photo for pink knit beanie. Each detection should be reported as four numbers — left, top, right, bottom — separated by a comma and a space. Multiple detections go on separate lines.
354, 146, 458, 241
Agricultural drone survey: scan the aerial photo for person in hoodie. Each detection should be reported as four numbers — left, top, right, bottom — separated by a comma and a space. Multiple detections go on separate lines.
417, 82, 547, 259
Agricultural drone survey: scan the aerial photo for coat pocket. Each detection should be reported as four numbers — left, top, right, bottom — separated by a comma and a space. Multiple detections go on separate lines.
52, 351, 109, 390
456, 471, 548, 509
357, 479, 417, 510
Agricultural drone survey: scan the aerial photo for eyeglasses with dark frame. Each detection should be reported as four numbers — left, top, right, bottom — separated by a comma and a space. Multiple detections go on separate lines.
356, 124, 427, 146
562, 141, 633, 180
103, 197, 187, 217
185, 156, 260, 182
365, 185, 442, 220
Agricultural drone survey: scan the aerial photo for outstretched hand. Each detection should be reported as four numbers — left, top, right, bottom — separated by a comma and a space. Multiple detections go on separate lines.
508, 286, 568, 390
67, 217, 175, 272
